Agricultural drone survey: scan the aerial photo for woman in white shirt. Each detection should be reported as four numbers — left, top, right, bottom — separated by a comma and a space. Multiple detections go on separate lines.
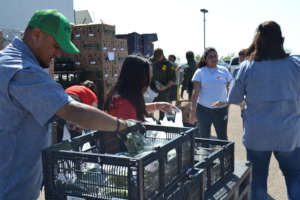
189, 48, 232, 140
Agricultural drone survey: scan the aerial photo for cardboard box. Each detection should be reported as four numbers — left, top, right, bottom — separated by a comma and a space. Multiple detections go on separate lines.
74, 49, 118, 72
96, 78, 115, 106
73, 53, 87, 70
103, 63, 113, 80
177, 100, 192, 123
72, 23, 115, 43
115, 51, 128, 65
111, 63, 120, 79
113, 38, 128, 52
100, 24, 115, 40
84, 52, 104, 71
72, 38, 113, 53
119, 39, 128, 51
82, 71, 103, 81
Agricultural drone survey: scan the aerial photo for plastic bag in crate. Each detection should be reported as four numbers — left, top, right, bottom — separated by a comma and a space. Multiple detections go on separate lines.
165, 148, 178, 185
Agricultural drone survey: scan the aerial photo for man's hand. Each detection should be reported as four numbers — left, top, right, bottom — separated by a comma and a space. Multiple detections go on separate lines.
156, 102, 177, 113
118, 119, 146, 141
125, 119, 146, 135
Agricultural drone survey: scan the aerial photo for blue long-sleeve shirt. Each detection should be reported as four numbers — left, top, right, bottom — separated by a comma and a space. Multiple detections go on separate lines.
228, 56, 300, 151
0, 39, 72, 200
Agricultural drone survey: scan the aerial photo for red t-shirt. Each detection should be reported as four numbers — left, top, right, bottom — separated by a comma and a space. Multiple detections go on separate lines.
65, 85, 98, 106
107, 95, 138, 121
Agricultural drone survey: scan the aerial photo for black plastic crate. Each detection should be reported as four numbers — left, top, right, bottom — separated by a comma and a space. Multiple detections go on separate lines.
157, 168, 206, 200
42, 125, 196, 200
142, 33, 158, 43
207, 162, 251, 200
143, 43, 154, 58
193, 138, 234, 196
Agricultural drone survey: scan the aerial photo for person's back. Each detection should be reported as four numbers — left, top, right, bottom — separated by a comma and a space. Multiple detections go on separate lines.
232, 56, 300, 150
227, 21, 300, 200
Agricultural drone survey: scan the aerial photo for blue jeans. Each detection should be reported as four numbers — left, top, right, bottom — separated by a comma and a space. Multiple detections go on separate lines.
196, 104, 228, 140
247, 148, 300, 200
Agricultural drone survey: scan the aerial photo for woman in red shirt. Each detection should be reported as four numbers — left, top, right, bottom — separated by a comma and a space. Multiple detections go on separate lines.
105, 55, 174, 121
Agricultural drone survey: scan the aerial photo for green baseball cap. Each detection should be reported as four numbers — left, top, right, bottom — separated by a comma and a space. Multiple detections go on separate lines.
28, 9, 79, 53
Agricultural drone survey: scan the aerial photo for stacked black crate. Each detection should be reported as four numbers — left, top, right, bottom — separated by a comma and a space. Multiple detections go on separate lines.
116, 32, 158, 58
42, 125, 197, 200
142, 33, 158, 58
53, 51, 82, 89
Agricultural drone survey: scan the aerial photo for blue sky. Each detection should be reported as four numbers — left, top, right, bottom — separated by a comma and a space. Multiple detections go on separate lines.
74, 0, 300, 62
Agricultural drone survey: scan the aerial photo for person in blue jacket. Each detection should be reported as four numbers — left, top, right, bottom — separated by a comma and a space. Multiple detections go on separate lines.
0, 9, 142, 200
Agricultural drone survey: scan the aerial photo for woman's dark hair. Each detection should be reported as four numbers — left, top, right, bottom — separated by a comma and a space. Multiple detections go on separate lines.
239, 49, 247, 57
197, 47, 217, 68
186, 51, 194, 62
81, 80, 96, 93
246, 21, 289, 61
104, 55, 151, 121
153, 48, 164, 61
168, 54, 176, 61
185, 51, 196, 69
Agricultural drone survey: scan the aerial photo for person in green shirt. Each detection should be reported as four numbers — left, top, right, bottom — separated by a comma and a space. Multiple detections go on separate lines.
150, 48, 176, 120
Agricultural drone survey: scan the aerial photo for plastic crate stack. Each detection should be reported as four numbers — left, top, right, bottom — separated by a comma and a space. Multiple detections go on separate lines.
193, 138, 235, 198
53, 52, 83, 89
55, 23, 128, 108
42, 125, 198, 200
116, 32, 158, 58
42, 124, 239, 200
158, 137, 236, 200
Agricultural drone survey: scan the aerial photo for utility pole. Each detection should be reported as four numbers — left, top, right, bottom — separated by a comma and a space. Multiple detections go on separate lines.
200, 9, 208, 50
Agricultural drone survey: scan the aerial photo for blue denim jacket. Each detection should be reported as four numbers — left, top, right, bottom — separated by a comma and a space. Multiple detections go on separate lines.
228, 56, 300, 151
0, 39, 71, 200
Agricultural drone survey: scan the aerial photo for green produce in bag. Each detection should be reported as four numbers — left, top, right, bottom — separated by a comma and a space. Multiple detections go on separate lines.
124, 132, 146, 154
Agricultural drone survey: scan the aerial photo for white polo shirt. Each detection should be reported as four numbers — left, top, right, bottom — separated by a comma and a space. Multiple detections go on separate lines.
192, 65, 232, 109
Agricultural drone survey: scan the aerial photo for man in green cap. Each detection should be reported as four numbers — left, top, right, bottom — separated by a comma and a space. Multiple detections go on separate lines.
0, 9, 143, 200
